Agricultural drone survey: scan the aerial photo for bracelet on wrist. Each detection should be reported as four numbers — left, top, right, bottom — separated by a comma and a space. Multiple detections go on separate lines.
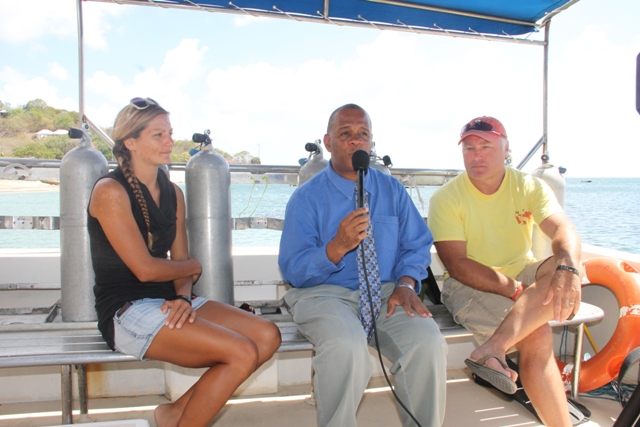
395, 282, 415, 292
511, 282, 523, 301
556, 264, 580, 277
174, 295, 193, 306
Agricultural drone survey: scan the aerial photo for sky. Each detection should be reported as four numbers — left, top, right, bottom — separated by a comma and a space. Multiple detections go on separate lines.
0, 0, 639, 177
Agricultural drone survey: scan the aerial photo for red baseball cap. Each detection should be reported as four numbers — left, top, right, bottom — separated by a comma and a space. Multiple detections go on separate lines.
458, 116, 508, 145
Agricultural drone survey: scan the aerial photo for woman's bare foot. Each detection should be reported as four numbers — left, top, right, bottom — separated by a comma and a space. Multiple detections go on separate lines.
154, 402, 180, 427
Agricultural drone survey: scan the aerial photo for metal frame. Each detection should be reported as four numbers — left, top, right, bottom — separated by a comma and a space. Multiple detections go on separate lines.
365, 0, 534, 27
84, 0, 549, 45
75, 0, 575, 167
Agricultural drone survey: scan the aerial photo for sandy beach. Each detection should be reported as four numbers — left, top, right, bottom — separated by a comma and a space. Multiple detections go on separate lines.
0, 179, 60, 193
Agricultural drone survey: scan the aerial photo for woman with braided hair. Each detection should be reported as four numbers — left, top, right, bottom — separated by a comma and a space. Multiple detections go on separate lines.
88, 98, 281, 427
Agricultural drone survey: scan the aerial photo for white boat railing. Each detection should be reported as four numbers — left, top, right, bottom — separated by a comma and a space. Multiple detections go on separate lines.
0, 158, 462, 186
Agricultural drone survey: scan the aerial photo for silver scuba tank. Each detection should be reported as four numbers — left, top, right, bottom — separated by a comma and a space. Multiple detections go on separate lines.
185, 131, 234, 304
369, 143, 392, 175
531, 161, 567, 260
60, 125, 108, 322
298, 139, 329, 185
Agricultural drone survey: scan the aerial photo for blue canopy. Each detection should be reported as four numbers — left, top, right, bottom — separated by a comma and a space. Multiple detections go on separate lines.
89, 0, 579, 39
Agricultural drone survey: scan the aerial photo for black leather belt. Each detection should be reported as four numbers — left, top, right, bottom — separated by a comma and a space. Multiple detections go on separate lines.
117, 301, 133, 316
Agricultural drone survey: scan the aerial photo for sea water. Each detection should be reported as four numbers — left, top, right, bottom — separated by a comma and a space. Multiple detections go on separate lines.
0, 178, 639, 255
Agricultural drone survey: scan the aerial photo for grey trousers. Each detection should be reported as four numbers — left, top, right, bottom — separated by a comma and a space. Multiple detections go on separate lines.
284, 282, 448, 427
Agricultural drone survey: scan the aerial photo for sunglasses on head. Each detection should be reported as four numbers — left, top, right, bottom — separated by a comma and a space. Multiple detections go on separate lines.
129, 97, 158, 110
460, 120, 505, 137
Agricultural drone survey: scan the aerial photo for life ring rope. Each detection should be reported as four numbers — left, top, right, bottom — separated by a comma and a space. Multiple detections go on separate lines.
620, 305, 640, 318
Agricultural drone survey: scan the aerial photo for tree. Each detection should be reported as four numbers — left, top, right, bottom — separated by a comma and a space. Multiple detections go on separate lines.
0, 99, 264, 163
26, 108, 54, 132
93, 137, 113, 160
250, 157, 262, 164
171, 139, 193, 161
12, 136, 78, 160
214, 147, 232, 160
13, 141, 59, 159
0, 114, 28, 138
172, 151, 192, 162
44, 136, 76, 158
233, 150, 254, 164
53, 111, 78, 130
23, 99, 48, 111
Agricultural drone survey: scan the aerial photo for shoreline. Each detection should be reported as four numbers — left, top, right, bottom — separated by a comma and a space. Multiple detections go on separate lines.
0, 179, 60, 193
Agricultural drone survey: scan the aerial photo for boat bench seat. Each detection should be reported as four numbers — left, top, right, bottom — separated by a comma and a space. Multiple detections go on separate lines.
0, 298, 603, 424
0, 303, 469, 367
0, 301, 468, 424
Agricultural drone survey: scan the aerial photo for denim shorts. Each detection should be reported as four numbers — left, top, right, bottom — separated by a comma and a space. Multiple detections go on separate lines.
113, 296, 207, 360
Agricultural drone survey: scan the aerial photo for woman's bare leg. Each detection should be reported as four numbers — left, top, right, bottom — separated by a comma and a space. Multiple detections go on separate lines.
196, 301, 282, 366
146, 301, 281, 427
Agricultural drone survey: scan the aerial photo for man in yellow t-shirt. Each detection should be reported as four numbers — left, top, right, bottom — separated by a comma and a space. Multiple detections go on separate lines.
428, 116, 582, 427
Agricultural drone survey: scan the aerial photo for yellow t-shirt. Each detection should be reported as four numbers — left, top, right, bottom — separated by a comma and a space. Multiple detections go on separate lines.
428, 168, 563, 279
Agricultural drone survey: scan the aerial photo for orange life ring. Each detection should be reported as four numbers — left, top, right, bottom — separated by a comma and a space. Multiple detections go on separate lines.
556, 257, 640, 393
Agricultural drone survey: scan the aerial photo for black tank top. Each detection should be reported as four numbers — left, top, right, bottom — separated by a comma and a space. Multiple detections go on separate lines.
88, 167, 178, 350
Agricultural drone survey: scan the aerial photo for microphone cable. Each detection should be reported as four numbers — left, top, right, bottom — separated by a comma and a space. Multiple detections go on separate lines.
358, 240, 423, 427
352, 149, 422, 426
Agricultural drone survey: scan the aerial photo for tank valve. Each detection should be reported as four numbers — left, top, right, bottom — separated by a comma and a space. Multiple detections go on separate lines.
191, 129, 212, 154
305, 142, 320, 153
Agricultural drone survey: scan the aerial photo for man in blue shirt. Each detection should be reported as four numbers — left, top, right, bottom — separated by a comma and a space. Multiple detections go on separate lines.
279, 104, 447, 427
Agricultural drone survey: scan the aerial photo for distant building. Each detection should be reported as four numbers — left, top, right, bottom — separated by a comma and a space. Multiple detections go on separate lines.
35, 129, 55, 139
35, 129, 68, 139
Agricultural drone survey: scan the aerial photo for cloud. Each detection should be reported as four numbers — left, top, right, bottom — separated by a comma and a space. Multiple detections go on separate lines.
48, 62, 69, 81
195, 31, 544, 168
3, 0, 634, 176
86, 71, 127, 102
82, 3, 124, 50
547, 24, 640, 177
0, 0, 76, 43
0, 0, 122, 50
85, 39, 208, 129
0, 66, 25, 86
159, 39, 208, 86
233, 16, 267, 26
0, 66, 76, 110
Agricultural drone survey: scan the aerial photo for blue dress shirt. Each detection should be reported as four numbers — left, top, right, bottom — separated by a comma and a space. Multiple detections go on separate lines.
278, 162, 433, 291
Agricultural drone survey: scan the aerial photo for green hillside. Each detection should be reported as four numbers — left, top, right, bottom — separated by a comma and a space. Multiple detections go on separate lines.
0, 99, 258, 163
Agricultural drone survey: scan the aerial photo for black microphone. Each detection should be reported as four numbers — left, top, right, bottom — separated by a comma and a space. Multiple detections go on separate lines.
352, 150, 370, 209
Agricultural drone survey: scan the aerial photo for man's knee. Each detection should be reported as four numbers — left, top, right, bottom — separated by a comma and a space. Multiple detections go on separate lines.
517, 323, 554, 356
387, 319, 448, 368
411, 331, 447, 365
321, 334, 370, 360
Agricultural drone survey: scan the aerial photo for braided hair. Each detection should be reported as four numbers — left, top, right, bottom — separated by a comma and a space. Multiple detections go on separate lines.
111, 100, 170, 250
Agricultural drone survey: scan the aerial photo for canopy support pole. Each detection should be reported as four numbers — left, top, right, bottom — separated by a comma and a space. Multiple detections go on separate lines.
542, 20, 550, 162
76, 0, 85, 126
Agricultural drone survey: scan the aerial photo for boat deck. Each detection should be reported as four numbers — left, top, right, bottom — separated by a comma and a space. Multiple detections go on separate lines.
0, 369, 620, 427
